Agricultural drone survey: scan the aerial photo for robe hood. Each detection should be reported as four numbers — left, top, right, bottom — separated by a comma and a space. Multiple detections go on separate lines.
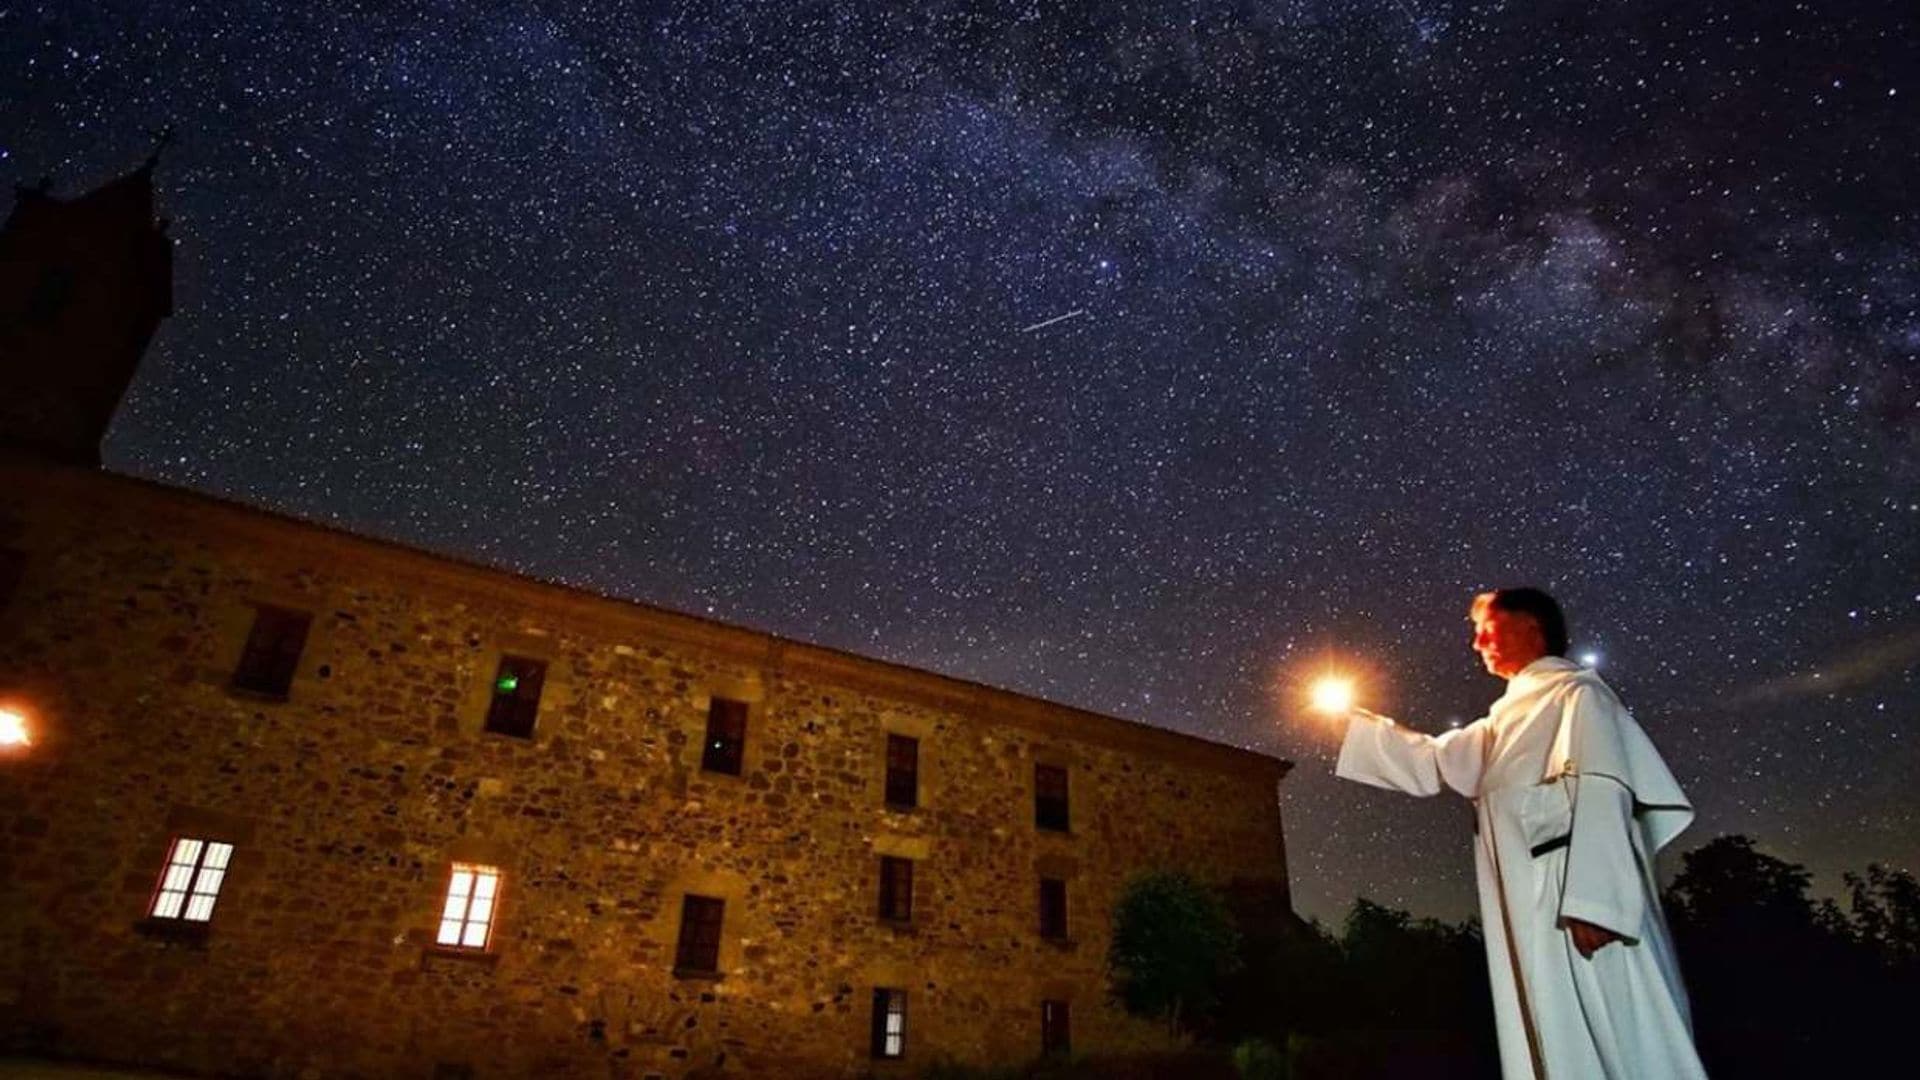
1504, 657, 1695, 854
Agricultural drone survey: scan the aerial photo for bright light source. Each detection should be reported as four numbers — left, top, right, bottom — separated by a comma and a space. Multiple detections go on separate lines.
1580, 652, 1601, 668
0, 707, 30, 749
1309, 677, 1355, 715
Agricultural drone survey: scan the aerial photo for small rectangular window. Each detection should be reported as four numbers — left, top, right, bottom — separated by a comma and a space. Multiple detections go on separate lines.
231, 604, 311, 699
484, 655, 547, 739
878, 856, 914, 923
1035, 764, 1070, 832
702, 697, 748, 775
1039, 877, 1069, 940
675, 894, 726, 974
884, 733, 919, 809
435, 863, 501, 951
1041, 999, 1071, 1056
148, 836, 234, 922
870, 987, 907, 1059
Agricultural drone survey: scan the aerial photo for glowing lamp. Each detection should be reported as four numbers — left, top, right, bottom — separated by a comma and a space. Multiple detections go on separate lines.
1309, 677, 1355, 715
0, 706, 30, 749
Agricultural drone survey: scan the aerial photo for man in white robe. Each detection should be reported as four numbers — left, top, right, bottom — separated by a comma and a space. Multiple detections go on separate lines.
1335, 587, 1708, 1079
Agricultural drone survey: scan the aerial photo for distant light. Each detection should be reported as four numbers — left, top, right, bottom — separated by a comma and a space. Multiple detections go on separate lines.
1580, 652, 1601, 668
0, 707, 30, 749
1309, 677, 1355, 715
494, 674, 519, 694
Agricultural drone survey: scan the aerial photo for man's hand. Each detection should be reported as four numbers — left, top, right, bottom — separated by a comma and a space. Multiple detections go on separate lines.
1565, 918, 1621, 958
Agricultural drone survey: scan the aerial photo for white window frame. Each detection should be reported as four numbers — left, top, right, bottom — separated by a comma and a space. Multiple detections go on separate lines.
149, 836, 234, 923
436, 863, 501, 950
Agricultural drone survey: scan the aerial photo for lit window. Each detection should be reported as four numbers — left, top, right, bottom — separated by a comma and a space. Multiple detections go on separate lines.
149, 837, 234, 922
436, 864, 501, 950
870, 987, 907, 1059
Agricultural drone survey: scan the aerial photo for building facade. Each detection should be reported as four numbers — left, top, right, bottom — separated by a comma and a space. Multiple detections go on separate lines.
0, 166, 1291, 1079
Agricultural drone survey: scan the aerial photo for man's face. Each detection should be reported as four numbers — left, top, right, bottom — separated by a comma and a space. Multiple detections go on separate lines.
1471, 605, 1546, 679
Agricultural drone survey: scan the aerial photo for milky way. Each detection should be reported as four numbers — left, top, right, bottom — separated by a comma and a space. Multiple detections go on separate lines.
5, 1, 1915, 921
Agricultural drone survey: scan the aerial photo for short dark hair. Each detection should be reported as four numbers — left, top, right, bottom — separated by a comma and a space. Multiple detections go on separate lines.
1475, 587, 1569, 657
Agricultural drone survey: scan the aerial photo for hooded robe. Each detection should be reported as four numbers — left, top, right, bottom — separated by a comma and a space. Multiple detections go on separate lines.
1336, 656, 1708, 1079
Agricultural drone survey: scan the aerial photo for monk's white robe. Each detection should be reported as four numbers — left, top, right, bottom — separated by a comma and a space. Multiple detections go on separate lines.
1337, 656, 1708, 1080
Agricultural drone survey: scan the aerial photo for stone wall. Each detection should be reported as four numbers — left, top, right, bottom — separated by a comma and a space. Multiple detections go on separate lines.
0, 459, 1291, 1079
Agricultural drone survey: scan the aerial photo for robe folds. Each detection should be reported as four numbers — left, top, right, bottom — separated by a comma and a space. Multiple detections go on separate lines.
1337, 656, 1708, 1080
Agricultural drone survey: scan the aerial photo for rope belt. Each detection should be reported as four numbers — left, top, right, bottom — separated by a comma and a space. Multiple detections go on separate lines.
1530, 834, 1570, 858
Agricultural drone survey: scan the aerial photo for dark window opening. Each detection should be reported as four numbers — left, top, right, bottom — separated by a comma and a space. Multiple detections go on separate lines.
232, 604, 312, 699
1041, 999, 1071, 1056
675, 894, 725, 974
483, 655, 547, 739
870, 987, 907, 1059
702, 696, 748, 775
884, 733, 919, 809
1035, 764, 1070, 832
1039, 877, 1069, 940
878, 856, 914, 923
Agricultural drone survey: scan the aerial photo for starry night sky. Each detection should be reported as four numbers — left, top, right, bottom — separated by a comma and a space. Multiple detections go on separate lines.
5, 1, 1916, 923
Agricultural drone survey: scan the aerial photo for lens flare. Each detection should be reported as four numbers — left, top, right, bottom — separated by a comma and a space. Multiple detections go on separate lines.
1309, 677, 1355, 715
0, 707, 30, 749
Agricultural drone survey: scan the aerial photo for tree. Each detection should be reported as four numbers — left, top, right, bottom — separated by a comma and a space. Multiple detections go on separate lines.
1108, 870, 1242, 1037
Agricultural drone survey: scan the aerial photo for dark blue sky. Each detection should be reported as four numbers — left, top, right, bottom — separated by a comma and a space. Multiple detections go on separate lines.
5, 1, 1915, 921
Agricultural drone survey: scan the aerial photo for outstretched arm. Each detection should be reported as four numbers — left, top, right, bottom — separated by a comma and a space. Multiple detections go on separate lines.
1335, 712, 1491, 798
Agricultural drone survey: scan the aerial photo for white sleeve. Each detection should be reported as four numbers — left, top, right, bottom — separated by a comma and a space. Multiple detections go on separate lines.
1336, 716, 1490, 798
1558, 773, 1648, 943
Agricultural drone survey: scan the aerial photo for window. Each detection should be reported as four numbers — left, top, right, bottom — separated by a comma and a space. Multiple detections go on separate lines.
484, 655, 546, 739
870, 988, 907, 1059
1039, 877, 1068, 940
436, 863, 501, 950
148, 836, 234, 922
702, 697, 748, 775
878, 856, 914, 923
231, 604, 311, 699
1035, 764, 1070, 832
1041, 1000, 1071, 1056
675, 894, 726, 974
884, 734, 919, 809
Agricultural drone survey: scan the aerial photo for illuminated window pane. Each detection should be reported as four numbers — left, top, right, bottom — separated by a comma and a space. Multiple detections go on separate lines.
437, 864, 500, 952
870, 988, 907, 1059
148, 836, 235, 924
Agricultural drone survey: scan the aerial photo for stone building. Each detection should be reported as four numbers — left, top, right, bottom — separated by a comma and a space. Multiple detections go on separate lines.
0, 165, 1293, 1078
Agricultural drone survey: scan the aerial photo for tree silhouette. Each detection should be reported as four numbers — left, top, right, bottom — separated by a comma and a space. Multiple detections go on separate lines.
1108, 870, 1242, 1037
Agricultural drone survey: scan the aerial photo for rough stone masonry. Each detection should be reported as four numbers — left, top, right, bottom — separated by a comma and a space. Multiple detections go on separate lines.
0, 457, 1291, 1079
